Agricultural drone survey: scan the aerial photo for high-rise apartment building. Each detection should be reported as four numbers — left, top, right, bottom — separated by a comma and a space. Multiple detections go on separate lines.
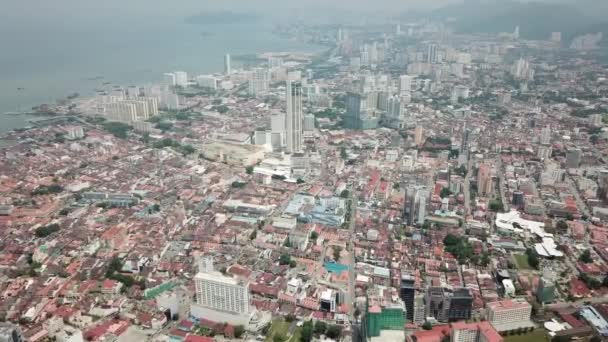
194, 259, 250, 315
248, 68, 271, 96
486, 299, 533, 333
427, 44, 438, 64
399, 75, 411, 94
451, 321, 503, 342
174, 71, 188, 88
477, 163, 493, 196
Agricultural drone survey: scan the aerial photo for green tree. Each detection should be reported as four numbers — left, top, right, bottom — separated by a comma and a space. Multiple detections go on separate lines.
279, 254, 291, 265
440, 187, 452, 198
246, 166, 254, 175
300, 320, 314, 342
526, 248, 540, 269
289, 260, 297, 268
489, 199, 503, 212
422, 321, 433, 330
249, 230, 257, 240
333, 246, 342, 261
556, 220, 568, 231
340, 190, 350, 198
340, 147, 348, 159
234, 325, 245, 338
314, 321, 327, 335
297, 178, 305, 184
273, 334, 286, 342
579, 249, 593, 264
325, 325, 342, 339
310, 231, 319, 241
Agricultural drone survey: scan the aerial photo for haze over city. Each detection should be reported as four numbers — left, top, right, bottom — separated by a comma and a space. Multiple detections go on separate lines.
1, 1, 608, 342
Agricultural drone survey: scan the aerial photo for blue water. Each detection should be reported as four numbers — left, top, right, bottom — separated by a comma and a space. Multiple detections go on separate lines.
0, 17, 324, 134
324, 262, 349, 274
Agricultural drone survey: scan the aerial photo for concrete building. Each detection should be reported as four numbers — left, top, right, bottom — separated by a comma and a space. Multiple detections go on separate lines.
224, 54, 231, 75
486, 299, 534, 333
451, 321, 503, 342
163, 73, 176, 89
425, 287, 473, 323
105, 102, 138, 123
399, 75, 412, 95
174, 71, 188, 88
196, 75, 219, 90
248, 68, 271, 96
566, 148, 582, 169
199, 142, 266, 167
285, 80, 303, 153
427, 44, 438, 64
194, 259, 250, 315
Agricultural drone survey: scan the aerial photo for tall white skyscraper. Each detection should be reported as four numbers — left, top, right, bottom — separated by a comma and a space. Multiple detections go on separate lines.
285, 80, 303, 153
174, 71, 188, 88
224, 54, 232, 75
194, 258, 250, 315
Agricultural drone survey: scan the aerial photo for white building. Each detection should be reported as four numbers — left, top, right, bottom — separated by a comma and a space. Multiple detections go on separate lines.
174, 71, 188, 88
224, 54, 232, 75
194, 264, 250, 314
248, 68, 271, 96
399, 75, 411, 95
105, 102, 138, 122
196, 75, 219, 90
486, 299, 534, 333
163, 73, 176, 89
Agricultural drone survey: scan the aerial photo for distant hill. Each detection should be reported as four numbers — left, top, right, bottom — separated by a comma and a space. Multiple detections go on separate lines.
185, 11, 259, 25
431, 0, 608, 44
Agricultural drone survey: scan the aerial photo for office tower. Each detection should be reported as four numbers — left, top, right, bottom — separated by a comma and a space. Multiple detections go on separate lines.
566, 148, 582, 169
224, 54, 231, 75
174, 71, 188, 88
386, 96, 407, 129
414, 126, 424, 146
194, 258, 250, 314
477, 163, 493, 196
486, 299, 533, 333
285, 80, 303, 153
536, 277, 555, 304
427, 44, 438, 64
248, 68, 270, 96
425, 287, 473, 323
399, 75, 411, 95
512, 191, 525, 208
451, 322, 503, 342
0, 323, 23, 342
400, 272, 415, 322
163, 73, 176, 89
344, 92, 379, 130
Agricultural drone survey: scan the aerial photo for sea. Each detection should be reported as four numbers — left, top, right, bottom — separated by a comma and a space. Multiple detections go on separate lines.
0, 16, 324, 135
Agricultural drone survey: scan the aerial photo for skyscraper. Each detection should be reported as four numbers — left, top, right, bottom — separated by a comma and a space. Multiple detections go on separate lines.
427, 44, 438, 64
248, 68, 270, 96
163, 73, 176, 90
400, 272, 415, 322
224, 54, 232, 75
285, 80, 303, 153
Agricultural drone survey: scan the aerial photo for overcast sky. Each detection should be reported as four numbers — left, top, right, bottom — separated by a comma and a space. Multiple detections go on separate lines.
1, 0, 457, 24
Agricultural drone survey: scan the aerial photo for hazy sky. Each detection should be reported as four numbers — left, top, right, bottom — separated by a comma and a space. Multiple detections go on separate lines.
0, 0, 456, 25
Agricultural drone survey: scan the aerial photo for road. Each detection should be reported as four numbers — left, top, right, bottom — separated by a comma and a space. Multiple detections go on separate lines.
347, 190, 357, 320
463, 156, 474, 220
566, 175, 591, 217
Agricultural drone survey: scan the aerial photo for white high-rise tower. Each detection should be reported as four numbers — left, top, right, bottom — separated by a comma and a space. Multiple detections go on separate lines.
285, 80, 303, 153
224, 54, 232, 75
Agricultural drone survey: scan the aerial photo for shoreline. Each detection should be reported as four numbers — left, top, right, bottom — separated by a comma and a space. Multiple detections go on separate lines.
0, 46, 331, 143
